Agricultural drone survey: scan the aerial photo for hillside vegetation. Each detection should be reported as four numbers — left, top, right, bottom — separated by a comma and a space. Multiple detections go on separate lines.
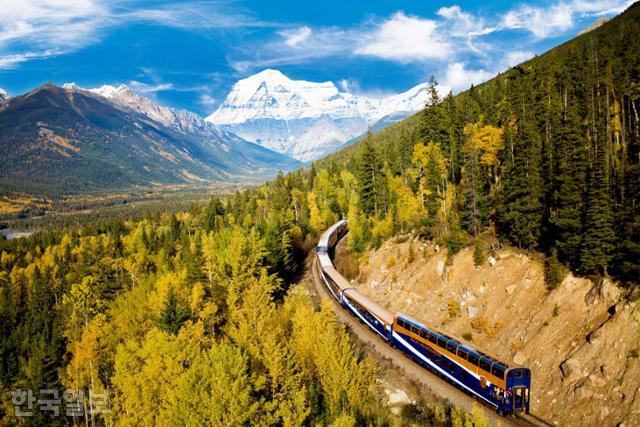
1, 3, 639, 426
321, 2, 640, 283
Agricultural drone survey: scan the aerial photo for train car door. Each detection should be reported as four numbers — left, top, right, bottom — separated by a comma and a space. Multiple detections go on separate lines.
511, 387, 528, 413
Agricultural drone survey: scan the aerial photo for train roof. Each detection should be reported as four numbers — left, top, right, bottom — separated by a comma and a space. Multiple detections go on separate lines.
396, 312, 520, 370
343, 288, 394, 325
322, 267, 351, 291
317, 220, 347, 249
317, 252, 334, 269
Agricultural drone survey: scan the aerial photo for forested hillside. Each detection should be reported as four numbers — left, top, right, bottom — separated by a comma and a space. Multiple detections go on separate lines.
321, 2, 640, 283
0, 178, 492, 426
1, 3, 639, 425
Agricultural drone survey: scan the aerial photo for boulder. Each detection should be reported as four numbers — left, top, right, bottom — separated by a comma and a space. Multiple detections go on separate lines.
589, 374, 607, 388
560, 358, 583, 383
467, 306, 479, 318
574, 382, 594, 400
488, 256, 497, 266
436, 260, 445, 276
505, 285, 517, 295
513, 351, 526, 365
600, 278, 622, 303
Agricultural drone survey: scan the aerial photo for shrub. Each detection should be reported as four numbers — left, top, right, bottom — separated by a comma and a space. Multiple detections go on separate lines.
462, 332, 473, 341
545, 248, 564, 289
447, 300, 460, 318
408, 240, 415, 263
552, 303, 560, 317
473, 240, 484, 267
510, 341, 522, 353
386, 255, 396, 269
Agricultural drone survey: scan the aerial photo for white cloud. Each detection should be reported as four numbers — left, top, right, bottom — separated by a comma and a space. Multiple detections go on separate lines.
279, 26, 312, 47
356, 12, 451, 61
504, 50, 535, 66
503, 4, 574, 38
127, 80, 173, 94
500, 0, 632, 38
443, 62, 494, 92
0, 50, 59, 69
199, 93, 217, 110
437, 5, 495, 37
0, 0, 275, 70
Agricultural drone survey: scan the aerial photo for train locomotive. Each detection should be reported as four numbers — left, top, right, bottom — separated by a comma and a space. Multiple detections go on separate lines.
315, 220, 531, 416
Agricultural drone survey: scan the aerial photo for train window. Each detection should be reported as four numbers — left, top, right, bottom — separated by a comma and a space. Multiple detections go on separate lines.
525, 370, 530, 378
468, 353, 479, 366
458, 348, 468, 360
515, 370, 522, 378
437, 337, 447, 348
397, 319, 405, 329
447, 342, 457, 353
479, 359, 491, 372
429, 334, 438, 344
491, 364, 505, 379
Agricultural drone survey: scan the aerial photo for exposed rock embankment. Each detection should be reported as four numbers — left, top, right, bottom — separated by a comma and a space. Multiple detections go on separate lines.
341, 237, 640, 426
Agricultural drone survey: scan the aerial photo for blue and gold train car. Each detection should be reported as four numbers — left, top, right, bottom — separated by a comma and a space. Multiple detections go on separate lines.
315, 220, 531, 416
391, 314, 530, 415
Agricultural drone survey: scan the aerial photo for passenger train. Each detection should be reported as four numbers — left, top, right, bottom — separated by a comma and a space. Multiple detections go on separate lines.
316, 220, 531, 416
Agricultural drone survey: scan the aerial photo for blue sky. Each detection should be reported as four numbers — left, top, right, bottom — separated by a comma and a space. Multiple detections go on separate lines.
0, 0, 634, 116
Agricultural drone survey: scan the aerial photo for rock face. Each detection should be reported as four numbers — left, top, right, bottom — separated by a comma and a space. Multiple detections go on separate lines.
345, 238, 640, 426
207, 69, 449, 162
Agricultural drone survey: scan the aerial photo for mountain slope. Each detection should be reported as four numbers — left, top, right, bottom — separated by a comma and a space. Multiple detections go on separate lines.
0, 83, 301, 195
207, 69, 446, 162
317, 1, 640, 279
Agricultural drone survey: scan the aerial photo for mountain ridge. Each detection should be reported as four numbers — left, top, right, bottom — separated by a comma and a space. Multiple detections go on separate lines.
0, 83, 301, 196
206, 69, 447, 162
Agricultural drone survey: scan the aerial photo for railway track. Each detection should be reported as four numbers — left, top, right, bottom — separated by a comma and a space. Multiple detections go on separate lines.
309, 255, 551, 427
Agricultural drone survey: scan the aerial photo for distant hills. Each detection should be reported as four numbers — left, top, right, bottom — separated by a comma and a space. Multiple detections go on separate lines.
207, 69, 448, 162
0, 83, 301, 196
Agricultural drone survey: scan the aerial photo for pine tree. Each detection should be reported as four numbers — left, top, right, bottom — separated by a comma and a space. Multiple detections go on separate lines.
158, 285, 190, 335
420, 76, 448, 146
498, 119, 544, 250
580, 141, 615, 274
355, 137, 386, 217
550, 93, 587, 267
545, 248, 564, 289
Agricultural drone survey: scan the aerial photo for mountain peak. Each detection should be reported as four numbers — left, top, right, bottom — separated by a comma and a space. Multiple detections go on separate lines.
250, 68, 289, 81
206, 70, 442, 161
62, 82, 80, 91
0, 88, 9, 102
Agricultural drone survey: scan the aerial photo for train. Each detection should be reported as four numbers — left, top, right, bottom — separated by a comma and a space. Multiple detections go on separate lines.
315, 220, 531, 416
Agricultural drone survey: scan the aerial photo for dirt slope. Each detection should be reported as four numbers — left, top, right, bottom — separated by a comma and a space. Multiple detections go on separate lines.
340, 237, 640, 426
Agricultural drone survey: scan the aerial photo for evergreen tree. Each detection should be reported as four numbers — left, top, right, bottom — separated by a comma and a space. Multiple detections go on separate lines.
420, 76, 448, 147
355, 137, 386, 217
580, 141, 616, 274
550, 94, 587, 267
158, 285, 190, 335
498, 119, 544, 250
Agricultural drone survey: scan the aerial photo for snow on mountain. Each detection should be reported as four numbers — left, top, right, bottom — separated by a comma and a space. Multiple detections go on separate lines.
0, 88, 10, 103
206, 69, 448, 162
86, 84, 208, 134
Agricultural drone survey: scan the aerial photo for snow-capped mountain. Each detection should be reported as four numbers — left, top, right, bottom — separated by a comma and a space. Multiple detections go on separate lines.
206, 69, 449, 162
0, 88, 9, 103
85, 83, 208, 134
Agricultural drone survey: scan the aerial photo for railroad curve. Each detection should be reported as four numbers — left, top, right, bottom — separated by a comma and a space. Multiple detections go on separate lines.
307, 231, 552, 427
